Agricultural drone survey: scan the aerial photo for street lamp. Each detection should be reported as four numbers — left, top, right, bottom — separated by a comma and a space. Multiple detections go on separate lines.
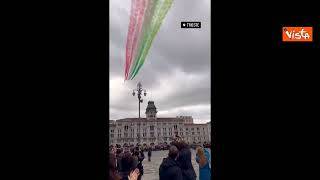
132, 82, 147, 119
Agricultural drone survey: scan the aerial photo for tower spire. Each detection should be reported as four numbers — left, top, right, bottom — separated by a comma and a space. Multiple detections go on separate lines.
145, 101, 157, 120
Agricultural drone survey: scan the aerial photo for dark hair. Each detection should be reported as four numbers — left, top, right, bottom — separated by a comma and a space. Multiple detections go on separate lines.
172, 141, 188, 151
121, 152, 137, 173
168, 145, 179, 159
109, 153, 121, 180
176, 143, 193, 170
116, 148, 122, 155
133, 150, 139, 156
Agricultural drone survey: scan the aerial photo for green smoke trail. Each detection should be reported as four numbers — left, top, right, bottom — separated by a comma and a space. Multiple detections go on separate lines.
129, 0, 158, 78
130, 0, 174, 79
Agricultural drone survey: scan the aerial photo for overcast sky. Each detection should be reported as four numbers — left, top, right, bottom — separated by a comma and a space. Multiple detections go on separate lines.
110, 0, 211, 124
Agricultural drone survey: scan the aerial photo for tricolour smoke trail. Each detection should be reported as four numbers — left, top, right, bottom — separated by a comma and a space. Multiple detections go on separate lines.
125, 0, 174, 80
127, 0, 148, 80
130, 0, 174, 79
128, 0, 158, 79
125, 0, 138, 80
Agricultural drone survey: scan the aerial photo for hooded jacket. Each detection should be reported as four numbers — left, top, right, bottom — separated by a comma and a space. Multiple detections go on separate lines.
159, 157, 183, 180
176, 147, 197, 180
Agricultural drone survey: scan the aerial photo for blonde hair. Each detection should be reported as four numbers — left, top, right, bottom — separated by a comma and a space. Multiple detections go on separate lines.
196, 147, 207, 168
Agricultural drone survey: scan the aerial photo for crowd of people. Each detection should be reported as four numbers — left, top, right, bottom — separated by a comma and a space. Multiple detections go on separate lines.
108, 139, 211, 180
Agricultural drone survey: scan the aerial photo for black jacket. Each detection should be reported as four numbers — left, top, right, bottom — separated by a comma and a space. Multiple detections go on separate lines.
133, 151, 144, 175
176, 148, 197, 180
159, 157, 183, 180
116, 153, 124, 171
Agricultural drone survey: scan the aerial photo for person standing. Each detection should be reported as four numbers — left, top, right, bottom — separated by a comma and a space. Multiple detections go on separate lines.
133, 148, 144, 180
159, 145, 183, 180
196, 147, 211, 180
109, 152, 140, 180
147, 147, 152, 162
174, 141, 197, 180
203, 145, 211, 170
116, 148, 124, 172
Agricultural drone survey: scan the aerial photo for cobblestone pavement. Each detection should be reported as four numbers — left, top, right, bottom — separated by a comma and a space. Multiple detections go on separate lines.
141, 149, 200, 180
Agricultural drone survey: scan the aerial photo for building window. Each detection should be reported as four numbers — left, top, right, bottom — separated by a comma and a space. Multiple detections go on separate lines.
150, 126, 154, 131
150, 132, 154, 137
180, 128, 183, 131
186, 128, 188, 131
191, 128, 194, 131
198, 132, 200, 135
174, 125, 177, 129
111, 134, 114, 138
192, 132, 194, 135
169, 128, 172, 131
180, 132, 183, 136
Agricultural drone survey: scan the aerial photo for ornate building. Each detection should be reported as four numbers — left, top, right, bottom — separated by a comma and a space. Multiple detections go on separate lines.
109, 101, 211, 146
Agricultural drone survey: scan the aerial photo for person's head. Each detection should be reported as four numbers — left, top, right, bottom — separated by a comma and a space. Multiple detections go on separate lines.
124, 147, 129, 153
173, 140, 188, 151
171, 140, 178, 147
121, 152, 138, 173
116, 148, 122, 155
196, 147, 207, 167
168, 145, 179, 160
133, 150, 139, 157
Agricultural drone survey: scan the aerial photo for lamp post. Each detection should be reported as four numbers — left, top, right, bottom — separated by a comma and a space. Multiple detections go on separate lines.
132, 82, 147, 119
132, 82, 146, 144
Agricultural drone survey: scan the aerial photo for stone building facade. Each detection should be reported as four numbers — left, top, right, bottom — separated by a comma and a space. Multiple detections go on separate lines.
109, 101, 211, 146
